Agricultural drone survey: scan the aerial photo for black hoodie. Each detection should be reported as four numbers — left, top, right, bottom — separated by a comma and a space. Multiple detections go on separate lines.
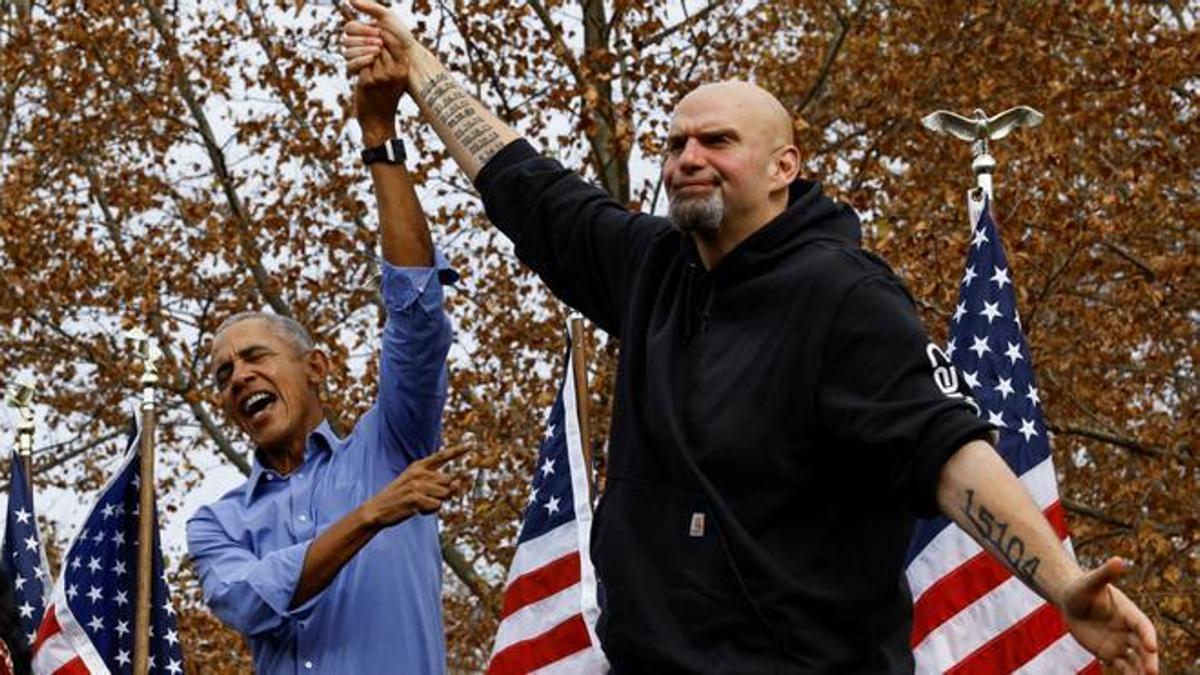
477, 141, 991, 673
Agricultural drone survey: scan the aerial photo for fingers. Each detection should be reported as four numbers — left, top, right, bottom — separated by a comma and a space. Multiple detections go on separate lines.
343, 20, 382, 39
343, 46, 381, 61
413, 493, 442, 514
420, 445, 471, 471
1116, 586, 1159, 674
346, 55, 378, 76
341, 33, 382, 49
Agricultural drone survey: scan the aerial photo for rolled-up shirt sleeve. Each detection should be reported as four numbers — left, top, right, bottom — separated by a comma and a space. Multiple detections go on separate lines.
377, 250, 457, 470
186, 507, 321, 638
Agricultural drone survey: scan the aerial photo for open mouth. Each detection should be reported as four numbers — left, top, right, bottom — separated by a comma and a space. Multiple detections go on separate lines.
240, 391, 278, 424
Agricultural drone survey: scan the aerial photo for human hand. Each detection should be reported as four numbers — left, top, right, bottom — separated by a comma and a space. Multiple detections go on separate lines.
1062, 557, 1159, 674
360, 445, 469, 527
342, 0, 416, 76
350, 29, 411, 145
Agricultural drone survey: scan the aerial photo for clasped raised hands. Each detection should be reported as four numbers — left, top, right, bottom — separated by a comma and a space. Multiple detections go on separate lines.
340, 0, 416, 143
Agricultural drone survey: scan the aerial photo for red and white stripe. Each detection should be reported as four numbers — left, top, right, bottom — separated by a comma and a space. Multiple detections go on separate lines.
488, 343, 606, 675
31, 441, 141, 675
907, 458, 1097, 674
30, 601, 105, 674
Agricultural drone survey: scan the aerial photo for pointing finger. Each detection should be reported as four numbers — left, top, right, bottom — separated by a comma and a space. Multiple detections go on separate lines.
420, 445, 471, 471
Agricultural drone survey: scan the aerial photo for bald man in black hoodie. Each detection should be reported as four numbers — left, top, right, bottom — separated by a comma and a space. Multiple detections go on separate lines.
343, 5, 1158, 673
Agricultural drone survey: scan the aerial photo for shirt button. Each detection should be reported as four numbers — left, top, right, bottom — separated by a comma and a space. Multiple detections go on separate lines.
304, 660, 313, 669
298, 515, 308, 522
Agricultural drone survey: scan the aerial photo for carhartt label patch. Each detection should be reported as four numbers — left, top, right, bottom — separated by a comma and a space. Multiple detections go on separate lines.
689, 512, 706, 538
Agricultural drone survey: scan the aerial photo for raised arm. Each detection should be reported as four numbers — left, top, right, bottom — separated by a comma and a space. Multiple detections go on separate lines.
937, 443, 1159, 674
346, 0, 518, 181
355, 24, 433, 267
354, 21, 454, 465
342, 1, 667, 335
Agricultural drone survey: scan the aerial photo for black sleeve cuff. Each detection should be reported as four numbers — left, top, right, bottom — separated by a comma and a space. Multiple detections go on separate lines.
909, 411, 997, 518
473, 139, 540, 195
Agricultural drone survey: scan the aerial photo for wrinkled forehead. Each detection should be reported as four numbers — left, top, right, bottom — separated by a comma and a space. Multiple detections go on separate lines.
669, 93, 747, 137
668, 90, 780, 147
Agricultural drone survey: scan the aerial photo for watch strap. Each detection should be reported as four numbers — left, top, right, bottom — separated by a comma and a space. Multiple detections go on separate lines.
361, 138, 407, 165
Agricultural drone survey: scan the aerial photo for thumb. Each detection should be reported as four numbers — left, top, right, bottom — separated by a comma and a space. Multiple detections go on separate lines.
1066, 557, 1128, 615
349, 0, 413, 43
348, 0, 390, 20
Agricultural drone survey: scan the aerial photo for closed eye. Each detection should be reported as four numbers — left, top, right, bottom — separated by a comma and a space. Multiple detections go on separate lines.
212, 346, 274, 390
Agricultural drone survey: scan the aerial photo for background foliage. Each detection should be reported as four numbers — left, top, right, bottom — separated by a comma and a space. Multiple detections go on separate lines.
0, 0, 1195, 671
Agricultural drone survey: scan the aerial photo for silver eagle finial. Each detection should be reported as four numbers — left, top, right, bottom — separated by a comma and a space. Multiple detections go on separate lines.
921, 107, 1044, 148
921, 106, 1044, 201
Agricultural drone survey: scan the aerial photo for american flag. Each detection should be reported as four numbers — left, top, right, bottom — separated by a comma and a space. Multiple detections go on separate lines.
488, 335, 607, 675
905, 197, 1098, 673
31, 419, 185, 674
3, 449, 50, 646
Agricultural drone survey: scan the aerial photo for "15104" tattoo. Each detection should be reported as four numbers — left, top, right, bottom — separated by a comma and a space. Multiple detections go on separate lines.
961, 489, 1042, 584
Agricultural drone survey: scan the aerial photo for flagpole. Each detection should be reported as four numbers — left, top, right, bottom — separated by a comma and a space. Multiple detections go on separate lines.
4, 381, 35, 495
568, 316, 596, 500
126, 329, 162, 675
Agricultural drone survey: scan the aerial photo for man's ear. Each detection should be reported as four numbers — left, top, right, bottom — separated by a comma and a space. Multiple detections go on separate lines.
771, 145, 801, 188
305, 348, 330, 386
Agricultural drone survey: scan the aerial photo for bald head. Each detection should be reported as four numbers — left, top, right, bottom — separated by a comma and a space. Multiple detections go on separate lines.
661, 80, 801, 262
672, 80, 794, 149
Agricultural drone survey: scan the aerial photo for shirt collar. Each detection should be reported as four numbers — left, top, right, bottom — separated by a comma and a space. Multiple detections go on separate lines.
244, 420, 340, 504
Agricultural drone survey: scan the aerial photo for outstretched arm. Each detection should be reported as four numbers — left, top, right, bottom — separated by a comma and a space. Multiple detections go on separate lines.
345, 0, 519, 181
937, 441, 1159, 674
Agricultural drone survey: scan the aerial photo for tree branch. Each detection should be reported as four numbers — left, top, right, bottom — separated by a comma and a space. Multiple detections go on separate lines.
440, 535, 498, 615
140, 0, 292, 320
1046, 421, 1181, 461
525, 0, 583, 84
633, 0, 726, 50
795, 3, 853, 115
1061, 498, 1184, 536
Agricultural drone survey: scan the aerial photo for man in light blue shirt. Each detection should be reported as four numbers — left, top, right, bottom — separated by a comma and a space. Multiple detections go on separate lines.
186, 35, 460, 673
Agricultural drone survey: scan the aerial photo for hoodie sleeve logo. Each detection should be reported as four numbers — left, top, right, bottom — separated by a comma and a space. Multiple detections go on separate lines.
926, 343, 981, 415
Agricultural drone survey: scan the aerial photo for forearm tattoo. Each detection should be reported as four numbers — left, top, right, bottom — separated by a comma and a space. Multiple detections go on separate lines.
961, 489, 1043, 587
419, 73, 505, 167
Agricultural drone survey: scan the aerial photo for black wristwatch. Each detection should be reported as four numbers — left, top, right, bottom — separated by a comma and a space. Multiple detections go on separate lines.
361, 138, 407, 166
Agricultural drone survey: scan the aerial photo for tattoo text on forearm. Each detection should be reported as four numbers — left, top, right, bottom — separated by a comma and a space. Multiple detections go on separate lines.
419, 73, 504, 167
961, 489, 1042, 586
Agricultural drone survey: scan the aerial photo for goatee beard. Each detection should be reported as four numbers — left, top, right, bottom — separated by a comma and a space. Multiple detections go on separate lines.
668, 189, 724, 234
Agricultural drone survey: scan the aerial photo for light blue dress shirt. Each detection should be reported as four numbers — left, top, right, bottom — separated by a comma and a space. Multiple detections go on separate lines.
187, 255, 457, 674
